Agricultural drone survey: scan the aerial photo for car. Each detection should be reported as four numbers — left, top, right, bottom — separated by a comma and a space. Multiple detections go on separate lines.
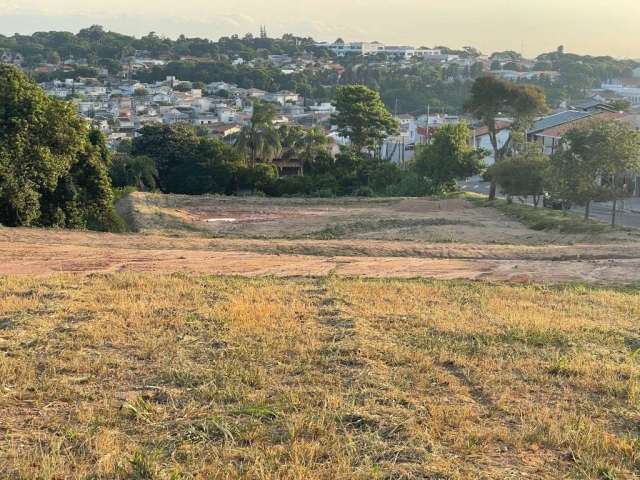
543, 193, 572, 210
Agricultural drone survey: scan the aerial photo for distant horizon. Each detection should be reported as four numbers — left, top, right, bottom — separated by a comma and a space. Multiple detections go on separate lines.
1, 18, 638, 62
1, 0, 640, 60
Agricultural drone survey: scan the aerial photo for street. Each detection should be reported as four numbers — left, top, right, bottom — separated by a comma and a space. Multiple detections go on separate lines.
459, 176, 640, 229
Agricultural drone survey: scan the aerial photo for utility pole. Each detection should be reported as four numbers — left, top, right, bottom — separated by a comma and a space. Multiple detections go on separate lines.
426, 104, 430, 144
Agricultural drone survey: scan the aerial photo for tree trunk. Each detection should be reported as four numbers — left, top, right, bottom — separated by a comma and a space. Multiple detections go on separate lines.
611, 197, 617, 226
584, 201, 590, 220
488, 181, 497, 201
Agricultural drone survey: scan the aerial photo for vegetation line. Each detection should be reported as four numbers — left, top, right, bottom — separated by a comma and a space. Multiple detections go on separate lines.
465, 193, 613, 234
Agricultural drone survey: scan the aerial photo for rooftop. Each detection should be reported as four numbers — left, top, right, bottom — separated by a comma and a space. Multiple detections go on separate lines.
529, 111, 592, 134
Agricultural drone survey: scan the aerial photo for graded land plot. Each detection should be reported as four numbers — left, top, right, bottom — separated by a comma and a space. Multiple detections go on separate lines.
1, 274, 639, 479
3, 193, 640, 284
117, 192, 640, 245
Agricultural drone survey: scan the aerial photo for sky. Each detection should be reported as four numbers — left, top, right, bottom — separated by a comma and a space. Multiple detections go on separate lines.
1, 0, 639, 59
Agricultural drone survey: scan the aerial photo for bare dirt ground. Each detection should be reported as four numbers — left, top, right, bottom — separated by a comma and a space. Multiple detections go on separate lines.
3, 194, 640, 284
119, 192, 640, 244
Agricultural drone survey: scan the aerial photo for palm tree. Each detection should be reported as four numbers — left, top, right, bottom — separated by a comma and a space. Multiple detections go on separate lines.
278, 125, 306, 160
300, 126, 330, 165
278, 125, 331, 176
236, 102, 281, 166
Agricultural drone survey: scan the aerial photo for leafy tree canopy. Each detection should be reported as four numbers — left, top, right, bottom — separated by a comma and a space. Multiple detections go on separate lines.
0, 65, 118, 230
331, 85, 399, 155
413, 123, 484, 192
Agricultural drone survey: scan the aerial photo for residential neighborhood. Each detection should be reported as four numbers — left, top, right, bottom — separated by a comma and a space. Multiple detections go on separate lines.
4, 5, 640, 479
1, 27, 640, 204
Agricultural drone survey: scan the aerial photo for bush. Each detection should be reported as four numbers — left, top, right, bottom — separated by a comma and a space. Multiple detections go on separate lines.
312, 188, 335, 198
264, 176, 313, 197
354, 186, 375, 197
385, 173, 437, 197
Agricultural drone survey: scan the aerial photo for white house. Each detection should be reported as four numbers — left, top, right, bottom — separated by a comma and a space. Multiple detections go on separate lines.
207, 81, 237, 94
163, 108, 190, 124
383, 46, 416, 59
263, 90, 301, 105
308, 102, 336, 114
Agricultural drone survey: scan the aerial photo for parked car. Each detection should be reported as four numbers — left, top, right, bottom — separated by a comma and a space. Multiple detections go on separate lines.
543, 192, 572, 210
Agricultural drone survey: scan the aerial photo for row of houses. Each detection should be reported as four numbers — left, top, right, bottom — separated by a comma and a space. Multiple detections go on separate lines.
37, 74, 339, 149
315, 41, 461, 62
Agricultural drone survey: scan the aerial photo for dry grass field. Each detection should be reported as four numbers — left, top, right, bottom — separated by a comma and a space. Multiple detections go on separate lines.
2, 194, 640, 478
1, 274, 640, 479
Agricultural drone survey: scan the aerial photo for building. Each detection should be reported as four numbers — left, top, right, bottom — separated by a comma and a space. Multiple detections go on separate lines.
315, 41, 385, 57
263, 91, 301, 106
383, 46, 416, 59
272, 158, 304, 177
527, 110, 623, 155
492, 70, 560, 83
199, 122, 242, 143
600, 83, 640, 105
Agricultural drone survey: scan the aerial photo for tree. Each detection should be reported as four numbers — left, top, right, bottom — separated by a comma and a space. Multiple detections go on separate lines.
300, 127, 330, 165
595, 120, 640, 225
470, 62, 485, 78
173, 82, 193, 92
331, 85, 399, 157
249, 163, 278, 192
278, 125, 329, 170
489, 153, 549, 207
278, 124, 306, 160
546, 119, 640, 222
465, 75, 548, 199
109, 154, 158, 191
0, 65, 117, 229
610, 99, 631, 112
236, 101, 281, 165
132, 123, 242, 194
413, 123, 484, 192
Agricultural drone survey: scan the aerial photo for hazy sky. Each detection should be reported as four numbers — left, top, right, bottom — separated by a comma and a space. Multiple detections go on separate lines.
1, 0, 639, 58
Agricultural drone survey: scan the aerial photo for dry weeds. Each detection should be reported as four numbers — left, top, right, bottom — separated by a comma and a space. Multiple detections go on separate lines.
1, 274, 639, 479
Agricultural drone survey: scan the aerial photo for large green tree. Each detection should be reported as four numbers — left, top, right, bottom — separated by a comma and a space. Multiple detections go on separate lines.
331, 85, 399, 156
0, 65, 117, 229
465, 75, 548, 199
413, 123, 484, 192
132, 124, 242, 194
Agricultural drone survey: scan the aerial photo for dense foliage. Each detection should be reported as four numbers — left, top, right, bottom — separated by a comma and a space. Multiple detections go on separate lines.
413, 124, 484, 192
488, 153, 549, 207
466, 75, 548, 198
548, 120, 640, 223
332, 85, 399, 155
0, 65, 120, 230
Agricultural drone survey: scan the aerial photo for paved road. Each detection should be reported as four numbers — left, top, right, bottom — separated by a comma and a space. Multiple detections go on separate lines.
459, 177, 640, 229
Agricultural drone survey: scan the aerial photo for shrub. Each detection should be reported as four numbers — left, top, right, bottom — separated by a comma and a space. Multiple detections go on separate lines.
354, 186, 375, 197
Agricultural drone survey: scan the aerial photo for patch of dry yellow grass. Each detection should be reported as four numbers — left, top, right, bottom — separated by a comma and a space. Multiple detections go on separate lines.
1, 275, 639, 479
